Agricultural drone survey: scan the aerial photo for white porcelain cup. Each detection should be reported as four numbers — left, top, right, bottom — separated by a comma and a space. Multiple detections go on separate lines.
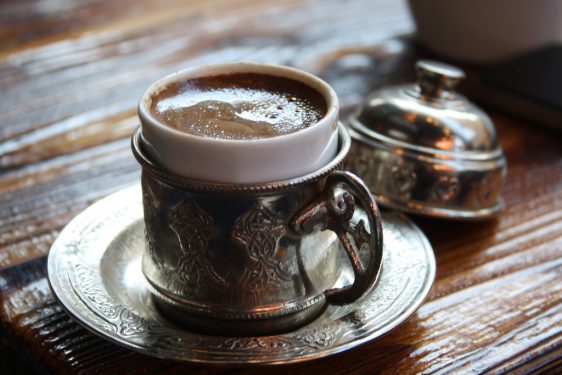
138, 62, 339, 184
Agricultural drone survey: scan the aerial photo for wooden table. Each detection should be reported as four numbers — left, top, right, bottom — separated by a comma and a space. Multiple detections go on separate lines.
1, 0, 561, 373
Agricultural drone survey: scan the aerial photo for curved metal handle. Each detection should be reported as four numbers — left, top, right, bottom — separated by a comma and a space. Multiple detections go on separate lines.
291, 171, 383, 305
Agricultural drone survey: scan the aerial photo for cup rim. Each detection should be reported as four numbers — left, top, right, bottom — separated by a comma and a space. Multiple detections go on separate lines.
132, 124, 351, 194
138, 61, 339, 145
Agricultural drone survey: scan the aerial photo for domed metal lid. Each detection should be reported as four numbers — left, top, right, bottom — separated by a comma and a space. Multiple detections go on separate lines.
350, 60, 501, 159
347, 60, 507, 220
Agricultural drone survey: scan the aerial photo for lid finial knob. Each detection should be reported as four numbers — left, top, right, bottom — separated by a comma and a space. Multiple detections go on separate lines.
416, 60, 465, 98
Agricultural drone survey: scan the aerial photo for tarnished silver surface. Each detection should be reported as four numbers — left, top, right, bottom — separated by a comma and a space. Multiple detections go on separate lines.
47, 185, 435, 365
347, 60, 507, 220
133, 125, 384, 336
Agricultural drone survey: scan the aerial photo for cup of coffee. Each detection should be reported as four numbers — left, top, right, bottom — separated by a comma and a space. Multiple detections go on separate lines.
138, 62, 339, 183
133, 62, 383, 336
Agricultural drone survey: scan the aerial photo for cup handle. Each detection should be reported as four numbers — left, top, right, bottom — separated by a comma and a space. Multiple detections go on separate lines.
290, 171, 383, 305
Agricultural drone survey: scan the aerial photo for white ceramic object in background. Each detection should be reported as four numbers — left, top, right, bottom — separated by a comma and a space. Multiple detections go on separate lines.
138, 62, 339, 184
407, 0, 562, 63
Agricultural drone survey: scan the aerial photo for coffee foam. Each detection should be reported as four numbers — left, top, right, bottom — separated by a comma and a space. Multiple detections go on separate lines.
151, 73, 327, 140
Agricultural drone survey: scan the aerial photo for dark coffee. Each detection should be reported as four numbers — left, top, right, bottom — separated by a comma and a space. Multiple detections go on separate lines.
151, 73, 327, 140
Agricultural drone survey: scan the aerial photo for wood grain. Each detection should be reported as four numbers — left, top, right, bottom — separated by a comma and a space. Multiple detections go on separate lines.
1, 0, 561, 374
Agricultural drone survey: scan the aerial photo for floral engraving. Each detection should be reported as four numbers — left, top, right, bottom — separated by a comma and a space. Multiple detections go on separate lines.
390, 160, 417, 200
154, 324, 342, 355
231, 204, 290, 292
168, 199, 223, 290
471, 173, 500, 207
350, 143, 378, 186
212, 326, 341, 354
70, 263, 151, 336
430, 175, 460, 204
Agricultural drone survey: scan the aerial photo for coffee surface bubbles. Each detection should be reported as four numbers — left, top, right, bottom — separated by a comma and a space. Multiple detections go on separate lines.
151, 73, 327, 140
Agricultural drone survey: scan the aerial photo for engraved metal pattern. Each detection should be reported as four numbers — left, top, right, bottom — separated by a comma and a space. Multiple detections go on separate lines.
136, 125, 383, 334
232, 204, 290, 292
48, 185, 435, 365
139, 169, 336, 327
141, 178, 164, 268
390, 161, 417, 200
430, 175, 460, 204
71, 262, 155, 337
346, 130, 505, 220
168, 199, 223, 290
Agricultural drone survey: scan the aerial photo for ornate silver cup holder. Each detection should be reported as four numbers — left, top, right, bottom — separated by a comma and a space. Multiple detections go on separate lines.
47, 185, 435, 365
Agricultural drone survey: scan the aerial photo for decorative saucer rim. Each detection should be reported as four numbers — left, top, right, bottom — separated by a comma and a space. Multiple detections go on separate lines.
47, 185, 436, 365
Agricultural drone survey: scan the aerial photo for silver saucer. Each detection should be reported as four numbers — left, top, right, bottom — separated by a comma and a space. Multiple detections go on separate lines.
47, 185, 435, 365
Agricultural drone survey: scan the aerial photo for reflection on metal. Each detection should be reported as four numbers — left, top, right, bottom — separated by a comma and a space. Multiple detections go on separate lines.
347, 60, 507, 220
47, 185, 435, 365
132, 125, 384, 336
